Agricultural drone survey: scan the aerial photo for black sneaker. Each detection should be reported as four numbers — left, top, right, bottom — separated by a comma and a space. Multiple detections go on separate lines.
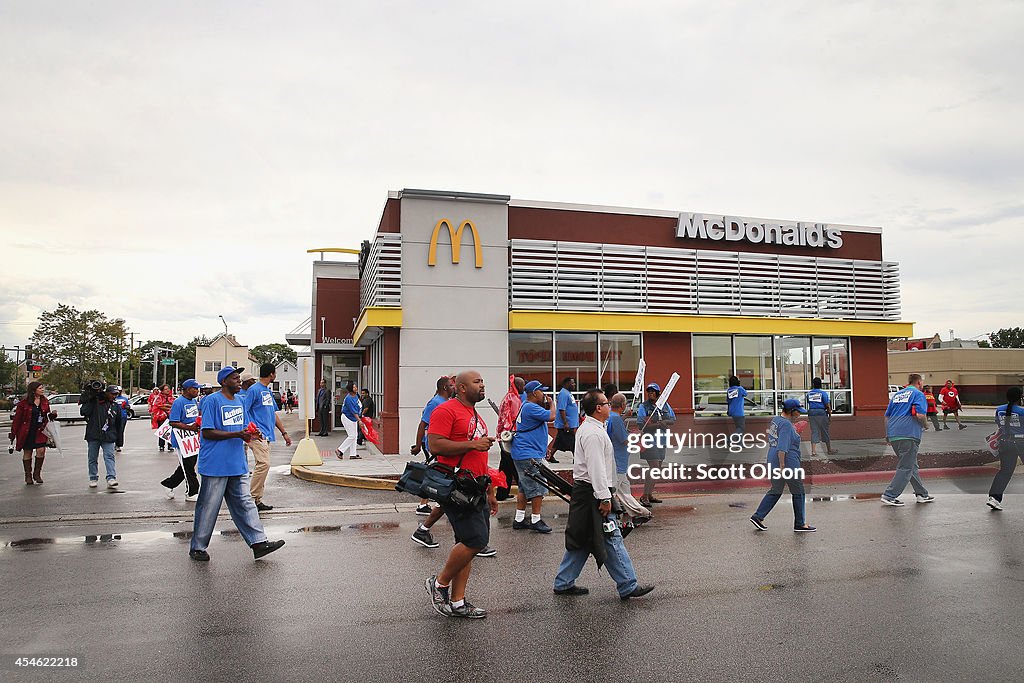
256, 501, 274, 512
958, 424, 967, 430
251, 539, 285, 559
943, 425, 950, 430
426, 575, 449, 615
189, 549, 210, 562
794, 525, 817, 532
411, 527, 439, 548
415, 504, 432, 516
620, 584, 655, 600
750, 516, 768, 531
512, 519, 530, 530
529, 519, 553, 534
445, 600, 487, 619
476, 546, 497, 558
553, 585, 589, 595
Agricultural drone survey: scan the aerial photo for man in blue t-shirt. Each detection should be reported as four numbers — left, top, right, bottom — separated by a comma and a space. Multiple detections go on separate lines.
987, 387, 1024, 510
188, 366, 285, 563
880, 373, 934, 507
511, 380, 557, 534
548, 377, 579, 463
160, 379, 202, 500
636, 382, 677, 507
750, 399, 815, 532
242, 363, 293, 512
410, 376, 455, 549
806, 378, 837, 457
726, 376, 748, 436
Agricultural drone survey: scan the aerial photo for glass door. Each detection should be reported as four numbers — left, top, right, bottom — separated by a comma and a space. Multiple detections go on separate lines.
332, 354, 362, 427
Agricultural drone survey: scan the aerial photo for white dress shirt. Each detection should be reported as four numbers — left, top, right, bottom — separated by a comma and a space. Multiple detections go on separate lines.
573, 415, 617, 500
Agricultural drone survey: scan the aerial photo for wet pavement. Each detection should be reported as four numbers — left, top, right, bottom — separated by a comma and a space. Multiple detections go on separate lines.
3, 475, 1024, 682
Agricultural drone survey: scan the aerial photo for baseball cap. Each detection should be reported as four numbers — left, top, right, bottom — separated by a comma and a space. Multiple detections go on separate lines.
524, 380, 549, 394
646, 382, 661, 392
104, 384, 119, 394
239, 370, 256, 383
217, 366, 241, 384
782, 398, 806, 414
182, 379, 201, 390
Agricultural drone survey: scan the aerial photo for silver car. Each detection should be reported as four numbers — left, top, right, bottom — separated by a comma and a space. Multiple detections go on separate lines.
128, 395, 151, 420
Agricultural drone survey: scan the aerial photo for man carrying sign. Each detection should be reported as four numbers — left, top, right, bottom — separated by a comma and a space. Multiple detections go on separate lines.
161, 379, 202, 501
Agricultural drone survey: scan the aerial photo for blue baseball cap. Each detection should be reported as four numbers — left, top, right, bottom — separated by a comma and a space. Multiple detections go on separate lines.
217, 366, 240, 384
646, 383, 661, 392
782, 398, 806, 414
524, 380, 549, 394
182, 379, 201, 390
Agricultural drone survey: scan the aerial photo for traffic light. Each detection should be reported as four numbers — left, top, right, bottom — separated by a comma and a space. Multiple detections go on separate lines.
24, 345, 33, 365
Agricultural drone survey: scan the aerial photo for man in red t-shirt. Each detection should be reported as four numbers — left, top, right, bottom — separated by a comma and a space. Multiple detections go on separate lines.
425, 370, 497, 619
939, 379, 966, 430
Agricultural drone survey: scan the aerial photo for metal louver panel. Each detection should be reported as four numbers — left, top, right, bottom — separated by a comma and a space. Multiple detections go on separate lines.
360, 234, 402, 309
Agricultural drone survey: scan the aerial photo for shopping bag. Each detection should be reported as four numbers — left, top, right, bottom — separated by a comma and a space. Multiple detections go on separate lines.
358, 416, 380, 446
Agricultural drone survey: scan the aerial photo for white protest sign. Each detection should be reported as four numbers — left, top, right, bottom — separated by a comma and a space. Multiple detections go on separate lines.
655, 372, 680, 411
172, 428, 202, 458
630, 359, 646, 397
154, 419, 171, 441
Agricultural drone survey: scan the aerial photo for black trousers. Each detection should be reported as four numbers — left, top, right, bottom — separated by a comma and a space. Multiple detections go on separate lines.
161, 454, 199, 496
989, 442, 1024, 502
317, 408, 330, 435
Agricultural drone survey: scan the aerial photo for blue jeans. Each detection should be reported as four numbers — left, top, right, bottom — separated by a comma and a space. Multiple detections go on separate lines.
731, 415, 746, 435
883, 439, 929, 500
190, 474, 268, 552
87, 440, 117, 481
753, 454, 805, 526
554, 513, 638, 597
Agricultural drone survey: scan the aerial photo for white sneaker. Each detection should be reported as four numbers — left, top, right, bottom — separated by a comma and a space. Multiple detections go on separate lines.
107, 479, 119, 488
915, 495, 936, 504
880, 496, 905, 507
185, 494, 198, 502
987, 497, 1004, 511
89, 480, 98, 488
164, 487, 176, 499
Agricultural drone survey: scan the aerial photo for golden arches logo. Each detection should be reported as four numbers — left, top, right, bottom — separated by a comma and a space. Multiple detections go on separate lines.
427, 219, 483, 268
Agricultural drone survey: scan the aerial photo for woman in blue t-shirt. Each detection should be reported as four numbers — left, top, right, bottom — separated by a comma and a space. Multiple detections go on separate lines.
806, 377, 837, 457
987, 386, 1024, 511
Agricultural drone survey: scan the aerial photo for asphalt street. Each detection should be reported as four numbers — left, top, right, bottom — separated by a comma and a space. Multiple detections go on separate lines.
4, 432, 1024, 683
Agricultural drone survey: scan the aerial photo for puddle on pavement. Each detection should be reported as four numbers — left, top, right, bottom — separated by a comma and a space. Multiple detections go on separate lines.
650, 505, 697, 516
346, 522, 399, 533
4, 524, 359, 550
810, 492, 880, 502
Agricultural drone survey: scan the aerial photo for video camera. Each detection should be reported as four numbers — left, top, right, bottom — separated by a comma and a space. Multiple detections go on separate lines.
80, 379, 106, 403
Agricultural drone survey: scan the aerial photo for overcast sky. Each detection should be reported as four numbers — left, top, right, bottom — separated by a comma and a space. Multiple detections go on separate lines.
1, 0, 1021, 357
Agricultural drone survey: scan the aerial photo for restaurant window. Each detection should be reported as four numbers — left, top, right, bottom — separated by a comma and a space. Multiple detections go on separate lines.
776, 336, 812, 391
509, 332, 553, 390
555, 332, 598, 392
734, 335, 775, 416
812, 336, 851, 415
598, 333, 641, 397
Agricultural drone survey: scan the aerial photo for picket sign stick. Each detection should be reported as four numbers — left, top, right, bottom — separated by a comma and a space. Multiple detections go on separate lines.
629, 359, 646, 412
655, 372, 680, 412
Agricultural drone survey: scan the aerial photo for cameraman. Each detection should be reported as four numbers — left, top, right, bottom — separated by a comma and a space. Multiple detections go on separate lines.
80, 383, 123, 488
425, 370, 496, 619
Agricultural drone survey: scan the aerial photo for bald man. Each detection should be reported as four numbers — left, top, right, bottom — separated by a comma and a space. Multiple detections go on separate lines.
425, 370, 497, 619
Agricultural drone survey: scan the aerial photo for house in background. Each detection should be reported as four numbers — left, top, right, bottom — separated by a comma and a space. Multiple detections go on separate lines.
274, 359, 298, 394
194, 334, 258, 386
887, 333, 942, 351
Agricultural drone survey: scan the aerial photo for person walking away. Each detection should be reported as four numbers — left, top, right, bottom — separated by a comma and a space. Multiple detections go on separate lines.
425, 370, 497, 618
242, 363, 292, 511
607, 392, 650, 526
749, 399, 816, 532
939, 379, 967, 430
986, 387, 1024, 511
922, 385, 942, 431
113, 388, 130, 452
82, 385, 123, 488
315, 379, 331, 436
636, 382, 676, 507
807, 377, 838, 457
151, 384, 174, 451
496, 376, 526, 501
548, 377, 579, 464
553, 389, 655, 600
879, 374, 936, 506
161, 379, 202, 501
358, 388, 376, 447
335, 382, 362, 460
9, 382, 56, 485
188, 366, 286, 562
511, 380, 557, 534
726, 376, 747, 437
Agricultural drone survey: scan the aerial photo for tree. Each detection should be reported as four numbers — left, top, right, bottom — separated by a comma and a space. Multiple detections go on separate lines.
30, 304, 128, 392
978, 339, 991, 348
250, 343, 297, 366
988, 328, 1024, 348
0, 351, 18, 391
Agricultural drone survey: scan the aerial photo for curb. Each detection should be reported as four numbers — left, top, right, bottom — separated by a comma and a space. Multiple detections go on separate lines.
291, 465, 398, 491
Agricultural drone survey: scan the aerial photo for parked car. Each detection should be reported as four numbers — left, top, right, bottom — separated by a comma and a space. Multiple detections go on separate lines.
128, 395, 151, 420
46, 393, 85, 422
693, 393, 771, 417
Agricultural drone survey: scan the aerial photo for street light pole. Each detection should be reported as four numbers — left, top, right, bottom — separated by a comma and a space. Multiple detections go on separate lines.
218, 315, 229, 366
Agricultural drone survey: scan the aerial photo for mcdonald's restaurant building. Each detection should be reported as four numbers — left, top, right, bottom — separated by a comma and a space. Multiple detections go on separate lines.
305, 188, 911, 455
